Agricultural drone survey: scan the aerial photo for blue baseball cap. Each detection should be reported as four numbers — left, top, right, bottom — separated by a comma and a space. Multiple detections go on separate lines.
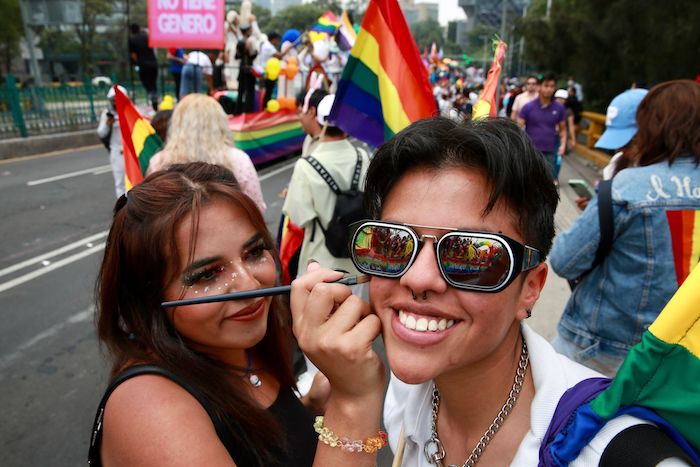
595, 88, 648, 150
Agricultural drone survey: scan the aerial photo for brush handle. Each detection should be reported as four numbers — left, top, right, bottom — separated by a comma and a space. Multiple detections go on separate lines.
161, 275, 362, 308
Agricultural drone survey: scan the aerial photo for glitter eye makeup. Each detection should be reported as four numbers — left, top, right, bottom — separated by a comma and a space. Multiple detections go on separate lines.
181, 233, 273, 296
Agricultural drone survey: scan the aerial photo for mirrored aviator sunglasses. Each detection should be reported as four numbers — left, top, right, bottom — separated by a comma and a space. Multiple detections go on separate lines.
349, 221, 541, 293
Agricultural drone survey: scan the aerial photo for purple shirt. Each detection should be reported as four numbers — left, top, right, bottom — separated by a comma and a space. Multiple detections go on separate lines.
520, 98, 566, 153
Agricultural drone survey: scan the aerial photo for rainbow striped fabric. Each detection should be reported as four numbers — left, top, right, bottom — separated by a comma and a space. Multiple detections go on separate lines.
229, 110, 305, 165
542, 262, 700, 465
473, 40, 507, 120
666, 210, 700, 286
310, 11, 340, 35
114, 87, 163, 190
329, 0, 436, 147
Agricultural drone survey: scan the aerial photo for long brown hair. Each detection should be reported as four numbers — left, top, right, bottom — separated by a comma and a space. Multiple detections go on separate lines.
95, 162, 294, 464
628, 80, 700, 167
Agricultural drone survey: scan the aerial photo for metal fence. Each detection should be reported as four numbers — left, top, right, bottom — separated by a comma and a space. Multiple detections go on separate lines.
0, 74, 177, 140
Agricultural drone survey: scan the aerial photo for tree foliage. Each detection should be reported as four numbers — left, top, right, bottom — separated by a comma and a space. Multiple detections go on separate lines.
0, 0, 22, 75
265, 4, 328, 35
519, 0, 700, 111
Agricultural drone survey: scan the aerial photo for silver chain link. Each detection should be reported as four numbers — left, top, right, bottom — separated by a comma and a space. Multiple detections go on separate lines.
424, 339, 529, 467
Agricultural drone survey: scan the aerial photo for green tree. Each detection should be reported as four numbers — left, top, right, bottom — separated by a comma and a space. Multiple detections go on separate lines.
519, 0, 700, 111
0, 0, 22, 75
75, 0, 113, 75
252, 4, 272, 33
410, 18, 444, 52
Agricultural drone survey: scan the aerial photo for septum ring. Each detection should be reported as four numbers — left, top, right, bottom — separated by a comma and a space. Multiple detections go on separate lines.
411, 289, 428, 301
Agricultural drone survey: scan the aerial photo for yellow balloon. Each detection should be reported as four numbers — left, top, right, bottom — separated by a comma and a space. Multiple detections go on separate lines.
266, 99, 280, 112
265, 58, 281, 81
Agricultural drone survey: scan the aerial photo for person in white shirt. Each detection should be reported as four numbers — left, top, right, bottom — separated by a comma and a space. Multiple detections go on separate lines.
180, 51, 214, 98
511, 75, 539, 120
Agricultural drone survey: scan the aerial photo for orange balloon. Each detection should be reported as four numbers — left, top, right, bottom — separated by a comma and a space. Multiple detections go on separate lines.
286, 64, 299, 79
287, 56, 298, 66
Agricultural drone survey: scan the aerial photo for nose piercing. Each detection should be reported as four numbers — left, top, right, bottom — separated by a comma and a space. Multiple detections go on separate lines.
411, 290, 428, 300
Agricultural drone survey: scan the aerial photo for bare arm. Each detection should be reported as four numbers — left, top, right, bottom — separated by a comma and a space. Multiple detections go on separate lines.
558, 120, 567, 155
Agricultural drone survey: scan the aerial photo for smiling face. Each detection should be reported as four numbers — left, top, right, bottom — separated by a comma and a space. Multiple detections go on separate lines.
163, 197, 277, 366
370, 167, 545, 384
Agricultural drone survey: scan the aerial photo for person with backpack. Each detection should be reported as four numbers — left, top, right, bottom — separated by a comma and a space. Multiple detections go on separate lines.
282, 89, 369, 280
290, 117, 695, 466
96, 85, 126, 198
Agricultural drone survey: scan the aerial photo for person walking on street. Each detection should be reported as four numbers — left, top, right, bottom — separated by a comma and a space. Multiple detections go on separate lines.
517, 73, 567, 181
180, 51, 214, 98
96, 85, 126, 198
128, 24, 159, 111
510, 75, 539, 120
166, 48, 186, 101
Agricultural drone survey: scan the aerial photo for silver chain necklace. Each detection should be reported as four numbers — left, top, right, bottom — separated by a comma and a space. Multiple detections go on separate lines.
424, 339, 529, 467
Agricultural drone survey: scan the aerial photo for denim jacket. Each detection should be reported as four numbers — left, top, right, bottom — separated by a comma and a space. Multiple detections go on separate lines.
550, 156, 700, 357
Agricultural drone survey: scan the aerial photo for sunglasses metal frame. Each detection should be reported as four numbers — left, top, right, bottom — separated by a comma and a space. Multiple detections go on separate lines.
350, 220, 542, 293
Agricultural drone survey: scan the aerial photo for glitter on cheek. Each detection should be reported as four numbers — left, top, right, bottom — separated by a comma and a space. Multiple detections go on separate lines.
204, 286, 210, 293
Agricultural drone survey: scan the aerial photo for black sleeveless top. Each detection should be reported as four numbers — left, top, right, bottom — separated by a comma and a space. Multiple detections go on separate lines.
88, 365, 317, 466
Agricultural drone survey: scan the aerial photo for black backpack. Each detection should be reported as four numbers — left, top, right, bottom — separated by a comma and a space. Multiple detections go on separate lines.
303, 149, 366, 258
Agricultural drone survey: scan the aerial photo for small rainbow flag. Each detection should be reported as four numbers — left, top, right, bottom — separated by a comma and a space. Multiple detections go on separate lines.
329, 0, 436, 147
229, 110, 305, 165
473, 39, 507, 120
540, 262, 700, 465
278, 214, 305, 284
666, 210, 700, 286
310, 11, 340, 35
114, 87, 163, 190
337, 10, 356, 51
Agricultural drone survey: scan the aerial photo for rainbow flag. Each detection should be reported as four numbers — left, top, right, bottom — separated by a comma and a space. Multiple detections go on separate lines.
472, 40, 507, 120
329, 0, 436, 148
666, 210, 700, 286
337, 10, 356, 51
229, 109, 305, 165
541, 263, 700, 465
114, 87, 163, 190
310, 11, 340, 35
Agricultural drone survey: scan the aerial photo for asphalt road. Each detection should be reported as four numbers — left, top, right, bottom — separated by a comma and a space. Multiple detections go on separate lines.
0, 147, 298, 466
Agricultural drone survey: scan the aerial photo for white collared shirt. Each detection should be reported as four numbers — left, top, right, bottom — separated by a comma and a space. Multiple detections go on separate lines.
383, 324, 646, 466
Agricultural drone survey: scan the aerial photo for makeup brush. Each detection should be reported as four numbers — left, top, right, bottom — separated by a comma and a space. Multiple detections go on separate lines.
161, 275, 370, 308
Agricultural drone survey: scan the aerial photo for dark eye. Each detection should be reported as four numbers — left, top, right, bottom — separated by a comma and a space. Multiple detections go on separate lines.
184, 265, 225, 286
245, 239, 270, 261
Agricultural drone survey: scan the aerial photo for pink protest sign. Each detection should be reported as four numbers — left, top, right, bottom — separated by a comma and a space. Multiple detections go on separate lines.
148, 0, 224, 49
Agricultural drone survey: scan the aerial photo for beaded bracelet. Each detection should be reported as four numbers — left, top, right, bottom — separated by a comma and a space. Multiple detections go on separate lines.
314, 416, 388, 454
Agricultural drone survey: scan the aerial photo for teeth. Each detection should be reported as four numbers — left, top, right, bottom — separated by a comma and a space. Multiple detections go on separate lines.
398, 310, 456, 333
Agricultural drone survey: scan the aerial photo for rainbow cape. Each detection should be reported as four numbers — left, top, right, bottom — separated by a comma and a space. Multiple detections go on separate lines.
114, 87, 163, 190
310, 11, 340, 35
541, 262, 700, 465
229, 110, 305, 165
666, 210, 700, 286
473, 40, 507, 120
277, 213, 305, 285
329, 0, 436, 147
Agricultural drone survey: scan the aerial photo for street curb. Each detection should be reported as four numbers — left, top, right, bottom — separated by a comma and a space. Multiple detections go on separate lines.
0, 130, 100, 160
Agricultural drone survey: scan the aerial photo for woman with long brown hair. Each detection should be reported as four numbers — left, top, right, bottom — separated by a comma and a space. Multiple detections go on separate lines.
550, 79, 700, 375
89, 162, 318, 466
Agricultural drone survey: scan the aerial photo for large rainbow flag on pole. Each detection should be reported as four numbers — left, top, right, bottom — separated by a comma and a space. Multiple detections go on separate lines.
114, 87, 162, 190
472, 39, 507, 120
329, 0, 436, 147
310, 11, 340, 35
540, 262, 700, 465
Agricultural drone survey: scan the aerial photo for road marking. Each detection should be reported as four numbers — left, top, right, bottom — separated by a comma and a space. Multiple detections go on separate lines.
259, 159, 297, 181
0, 307, 93, 371
0, 243, 105, 293
0, 144, 102, 165
0, 231, 108, 278
26, 164, 112, 186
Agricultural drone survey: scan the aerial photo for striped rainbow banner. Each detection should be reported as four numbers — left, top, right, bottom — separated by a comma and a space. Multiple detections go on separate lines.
229, 110, 305, 165
666, 210, 700, 286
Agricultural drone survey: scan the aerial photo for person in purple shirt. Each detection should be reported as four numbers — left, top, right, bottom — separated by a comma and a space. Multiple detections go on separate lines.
517, 73, 567, 181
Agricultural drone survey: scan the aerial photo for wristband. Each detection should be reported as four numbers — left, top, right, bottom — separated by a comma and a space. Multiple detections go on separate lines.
314, 416, 388, 453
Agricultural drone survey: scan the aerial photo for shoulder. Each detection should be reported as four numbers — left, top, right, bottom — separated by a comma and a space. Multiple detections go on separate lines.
101, 374, 232, 466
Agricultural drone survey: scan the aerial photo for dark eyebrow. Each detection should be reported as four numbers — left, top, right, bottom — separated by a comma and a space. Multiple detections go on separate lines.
242, 233, 263, 250
183, 256, 223, 275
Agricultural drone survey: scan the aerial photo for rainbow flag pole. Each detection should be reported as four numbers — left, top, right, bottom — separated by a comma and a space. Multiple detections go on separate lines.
472, 39, 507, 120
114, 87, 162, 190
329, 0, 436, 147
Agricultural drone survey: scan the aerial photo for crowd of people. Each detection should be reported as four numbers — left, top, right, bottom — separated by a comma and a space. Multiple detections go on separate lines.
92, 6, 700, 465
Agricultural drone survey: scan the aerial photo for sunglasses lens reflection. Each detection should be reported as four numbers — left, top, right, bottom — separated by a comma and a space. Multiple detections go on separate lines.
352, 225, 414, 276
438, 235, 510, 288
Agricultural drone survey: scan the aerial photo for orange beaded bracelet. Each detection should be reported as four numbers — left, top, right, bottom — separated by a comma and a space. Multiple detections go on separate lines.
313, 416, 388, 454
